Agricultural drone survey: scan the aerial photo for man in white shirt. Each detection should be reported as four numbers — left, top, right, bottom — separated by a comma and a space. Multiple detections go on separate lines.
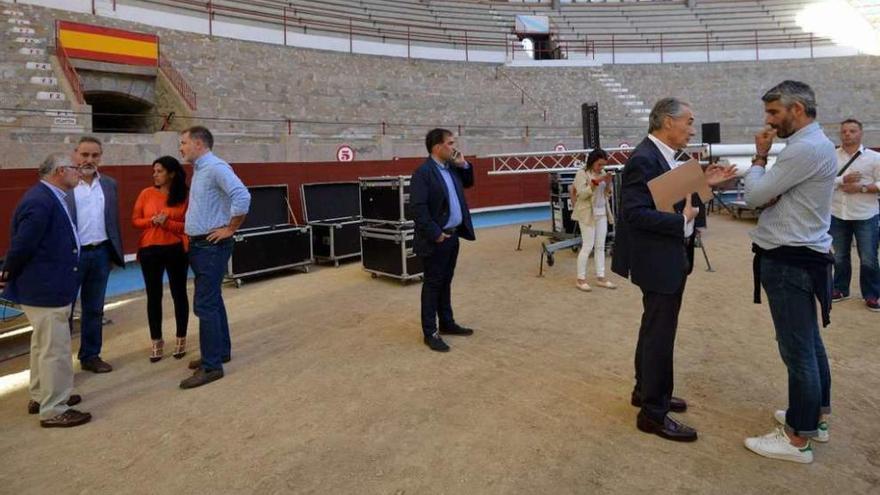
66, 137, 125, 373
829, 119, 880, 311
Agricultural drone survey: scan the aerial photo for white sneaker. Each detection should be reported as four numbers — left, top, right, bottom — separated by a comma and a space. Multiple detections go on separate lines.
744, 427, 814, 464
774, 409, 829, 443
576, 281, 592, 292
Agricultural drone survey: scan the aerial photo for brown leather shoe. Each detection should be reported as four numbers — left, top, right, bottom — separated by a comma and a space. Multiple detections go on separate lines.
187, 356, 231, 370
40, 409, 92, 428
81, 357, 113, 373
179, 368, 224, 389
28, 394, 82, 415
631, 392, 688, 413
636, 411, 698, 442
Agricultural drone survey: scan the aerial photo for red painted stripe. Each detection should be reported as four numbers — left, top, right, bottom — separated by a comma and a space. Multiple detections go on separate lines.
58, 20, 158, 43
65, 48, 158, 66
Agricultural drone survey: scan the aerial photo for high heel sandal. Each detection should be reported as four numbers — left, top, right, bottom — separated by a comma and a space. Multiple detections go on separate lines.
173, 337, 187, 359
150, 339, 164, 363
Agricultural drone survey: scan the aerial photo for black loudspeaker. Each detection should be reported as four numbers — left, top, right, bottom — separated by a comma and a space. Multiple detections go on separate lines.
702, 122, 721, 144
582, 103, 600, 149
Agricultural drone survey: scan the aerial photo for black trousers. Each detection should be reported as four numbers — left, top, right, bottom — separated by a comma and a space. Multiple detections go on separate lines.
138, 243, 189, 341
633, 276, 687, 422
420, 234, 459, 337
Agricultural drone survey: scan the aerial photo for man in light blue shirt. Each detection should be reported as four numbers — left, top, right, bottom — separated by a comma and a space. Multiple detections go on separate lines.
743, 80, 836, 464
179, 126, 250, 389
411, 128, 476, 352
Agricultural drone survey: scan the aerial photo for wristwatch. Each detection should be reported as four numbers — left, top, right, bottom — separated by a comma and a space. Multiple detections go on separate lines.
860, 185, 869, 194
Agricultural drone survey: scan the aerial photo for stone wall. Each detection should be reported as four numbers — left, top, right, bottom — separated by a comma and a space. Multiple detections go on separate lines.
2, 3, 879, 168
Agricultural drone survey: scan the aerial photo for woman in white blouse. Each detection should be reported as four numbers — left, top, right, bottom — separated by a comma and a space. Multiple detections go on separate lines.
572, 148, 616, 291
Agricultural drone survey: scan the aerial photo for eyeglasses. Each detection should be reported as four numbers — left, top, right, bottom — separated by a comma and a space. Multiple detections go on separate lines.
59, 166, 81, 172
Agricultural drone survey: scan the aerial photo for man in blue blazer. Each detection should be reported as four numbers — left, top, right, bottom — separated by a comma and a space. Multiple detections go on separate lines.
612, 98, 734, 442
66, 137, 124, 373
1, 153, 92, 427
411, 128, 476, 352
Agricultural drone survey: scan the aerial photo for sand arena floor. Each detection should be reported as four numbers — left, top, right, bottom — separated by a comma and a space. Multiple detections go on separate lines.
0, 214, 878, 494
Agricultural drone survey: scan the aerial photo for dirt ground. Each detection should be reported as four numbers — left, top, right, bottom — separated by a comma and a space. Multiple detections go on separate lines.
0, 214, 878, 494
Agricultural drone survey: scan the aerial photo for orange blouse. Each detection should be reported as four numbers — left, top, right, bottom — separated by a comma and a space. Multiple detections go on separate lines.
132, 187, 189, 251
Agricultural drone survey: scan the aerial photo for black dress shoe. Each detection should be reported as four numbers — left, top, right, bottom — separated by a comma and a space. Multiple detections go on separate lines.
439, 324, 474, 336
39, 409, 92, 428
81, 357, 113, 373
424, 334, 450, 352
28, 394, 82, 415
179, 368, 224, 389
636, 411, 698, 442
631, 392, 688, 413
188, 356, 231, 370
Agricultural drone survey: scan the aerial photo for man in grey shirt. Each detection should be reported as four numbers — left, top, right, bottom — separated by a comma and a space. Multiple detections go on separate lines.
743, 80, 836, 464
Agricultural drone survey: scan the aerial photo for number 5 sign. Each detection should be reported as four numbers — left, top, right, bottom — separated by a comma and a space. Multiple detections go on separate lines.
336, 144, 355, 162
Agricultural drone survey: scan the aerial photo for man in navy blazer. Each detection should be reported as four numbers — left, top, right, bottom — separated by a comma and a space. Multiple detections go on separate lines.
411, 128, 476, 352
66, 136, 124, 373
1, 153, 92, 427
612, 98, 735, 441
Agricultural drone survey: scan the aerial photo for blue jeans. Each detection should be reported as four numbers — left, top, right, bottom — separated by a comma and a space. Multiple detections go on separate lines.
75, 243, 112, 363
831, 214, 880, 300
188, 239, 233, 371
761, 257, 831, 438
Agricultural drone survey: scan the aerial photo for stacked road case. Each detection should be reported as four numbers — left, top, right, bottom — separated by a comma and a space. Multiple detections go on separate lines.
358, 176, 423, 283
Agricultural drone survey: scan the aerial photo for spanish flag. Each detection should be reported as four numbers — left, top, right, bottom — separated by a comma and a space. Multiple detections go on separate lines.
57, 21, 158, 67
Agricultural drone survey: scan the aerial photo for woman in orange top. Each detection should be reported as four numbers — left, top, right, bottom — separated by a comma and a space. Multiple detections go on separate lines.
132, 156, 190, 362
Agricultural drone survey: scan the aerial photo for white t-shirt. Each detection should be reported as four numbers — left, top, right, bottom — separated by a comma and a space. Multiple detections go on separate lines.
592, 179, 607, 216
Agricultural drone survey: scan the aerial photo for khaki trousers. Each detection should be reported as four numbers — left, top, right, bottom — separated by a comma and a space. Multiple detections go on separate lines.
21, 304, 74, 420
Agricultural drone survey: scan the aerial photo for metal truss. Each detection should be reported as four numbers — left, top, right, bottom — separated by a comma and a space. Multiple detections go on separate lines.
483, 144, 706, 175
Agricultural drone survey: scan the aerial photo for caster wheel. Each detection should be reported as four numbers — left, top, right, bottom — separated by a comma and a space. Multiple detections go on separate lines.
304, 266, 310, 273
546, 254, 555, 267
234, 279, 242, 288
334, 261, 340, 267
371, 273, 378, 279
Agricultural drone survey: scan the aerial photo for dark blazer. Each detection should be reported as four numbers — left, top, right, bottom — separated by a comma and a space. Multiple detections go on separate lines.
66, 173, 125, 266
2, 183, 80, 307
411, 157, 476, 257
611, 137, 696, 294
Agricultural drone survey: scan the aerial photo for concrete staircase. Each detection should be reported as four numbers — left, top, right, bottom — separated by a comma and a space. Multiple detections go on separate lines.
0, 2, 83, 135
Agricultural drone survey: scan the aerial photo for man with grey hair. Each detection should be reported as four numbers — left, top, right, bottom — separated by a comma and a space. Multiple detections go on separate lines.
744, 80, 836, 463
1, 153, 92, 427
612, 97, 734, 442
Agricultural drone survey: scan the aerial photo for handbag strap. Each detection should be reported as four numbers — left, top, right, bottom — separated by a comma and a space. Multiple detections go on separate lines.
837, 149, 862, 177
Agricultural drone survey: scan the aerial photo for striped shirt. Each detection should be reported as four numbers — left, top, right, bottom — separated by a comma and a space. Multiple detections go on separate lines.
744, 122, 837, 253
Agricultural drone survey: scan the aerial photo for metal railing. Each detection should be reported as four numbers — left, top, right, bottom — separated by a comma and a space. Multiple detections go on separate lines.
54, 21, 85, 105
494, 67, 548, 122
158, 52, 197, 111
99, 0, 832, 62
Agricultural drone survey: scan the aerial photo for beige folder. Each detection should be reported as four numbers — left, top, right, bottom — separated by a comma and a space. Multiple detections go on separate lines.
646, 159, 713, 213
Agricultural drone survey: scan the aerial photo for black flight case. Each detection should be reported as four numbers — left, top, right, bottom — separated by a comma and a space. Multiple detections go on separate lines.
228, 184, 313, 287
301, 181, 363, 266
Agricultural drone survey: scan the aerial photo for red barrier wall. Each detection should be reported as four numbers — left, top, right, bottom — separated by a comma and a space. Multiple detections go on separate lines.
0, 157, 547, 257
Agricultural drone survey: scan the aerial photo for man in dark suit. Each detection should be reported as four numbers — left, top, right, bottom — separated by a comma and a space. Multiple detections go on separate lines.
1, 153, 92, 427
66, 136, 124, 373
612, 97, 735, 441
411, 128, 476, 352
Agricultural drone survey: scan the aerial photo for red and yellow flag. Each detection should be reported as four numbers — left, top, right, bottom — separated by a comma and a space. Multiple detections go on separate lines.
57, 20, 158, 66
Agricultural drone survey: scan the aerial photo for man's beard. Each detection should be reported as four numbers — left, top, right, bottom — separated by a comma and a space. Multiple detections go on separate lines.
772, 117, 796, 138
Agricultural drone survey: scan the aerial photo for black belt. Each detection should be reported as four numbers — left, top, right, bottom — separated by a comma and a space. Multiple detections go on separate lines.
189, 234, 210, 242
442, 228, 457, 235
81, 241, 107, 251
